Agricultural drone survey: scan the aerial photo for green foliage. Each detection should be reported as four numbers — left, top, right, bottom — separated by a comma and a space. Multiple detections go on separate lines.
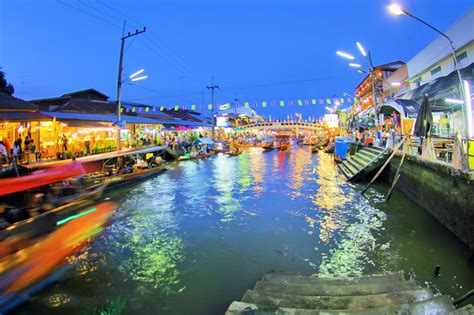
131, 140, 139, 148
0, 70, 14, 96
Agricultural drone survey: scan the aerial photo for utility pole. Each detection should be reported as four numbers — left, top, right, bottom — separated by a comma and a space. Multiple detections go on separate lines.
207, 77, 219, 139
116, 23, 146, 149
367, 51, 378, 126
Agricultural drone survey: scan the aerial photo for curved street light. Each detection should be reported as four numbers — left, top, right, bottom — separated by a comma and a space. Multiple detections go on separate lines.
387, 3, 467, 137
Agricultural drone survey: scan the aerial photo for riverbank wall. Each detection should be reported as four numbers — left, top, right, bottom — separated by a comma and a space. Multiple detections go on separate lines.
388, 155, 474, 251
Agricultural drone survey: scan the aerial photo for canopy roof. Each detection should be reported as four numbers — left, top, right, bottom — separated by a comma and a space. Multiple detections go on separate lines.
196, 137, 214, 145
378, 99, 420, 119
399, 62, 473, 105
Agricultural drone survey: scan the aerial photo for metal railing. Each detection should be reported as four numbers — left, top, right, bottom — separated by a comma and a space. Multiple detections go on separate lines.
398, 135, 473, 171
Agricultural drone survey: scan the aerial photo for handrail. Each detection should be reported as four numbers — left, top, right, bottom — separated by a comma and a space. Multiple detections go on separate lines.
453, 289, 474, 306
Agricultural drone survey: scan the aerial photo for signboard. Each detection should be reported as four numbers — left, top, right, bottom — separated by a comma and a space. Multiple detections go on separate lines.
324, 114, 339, 128
216, 116, 229, 127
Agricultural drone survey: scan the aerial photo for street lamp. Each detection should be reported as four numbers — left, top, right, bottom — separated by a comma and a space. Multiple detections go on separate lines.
115, 68, 148, 149
336, 41, 379, 124
388, 3, 467, 136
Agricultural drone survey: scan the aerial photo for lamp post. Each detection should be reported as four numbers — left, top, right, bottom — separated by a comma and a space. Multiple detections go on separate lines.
336, 42, 379, 125
388, 3, 467, 136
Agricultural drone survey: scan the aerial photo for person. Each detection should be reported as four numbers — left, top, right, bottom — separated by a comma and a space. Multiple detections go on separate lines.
2, 138, 10, 155
13, 139, 21, 163
62, 134, 68, 151
24, 136, 30, 152
0, 141, 7, 164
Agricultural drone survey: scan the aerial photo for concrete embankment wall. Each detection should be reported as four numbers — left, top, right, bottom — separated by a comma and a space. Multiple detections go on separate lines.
389, 155, 474, 250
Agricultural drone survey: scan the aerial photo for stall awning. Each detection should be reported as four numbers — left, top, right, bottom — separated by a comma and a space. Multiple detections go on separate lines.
197, 137, 214, 145
40, 112, 212, 127
378, 99, 420, 119
0, 111, 51, 121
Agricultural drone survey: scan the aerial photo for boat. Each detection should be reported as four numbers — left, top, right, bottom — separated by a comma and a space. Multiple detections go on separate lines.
82, 147, 168, 189
324, 143, 335, 154
275, 135, 291, 151
262, 144, 274, 151
0, 201, 117, 313
227, 151, 242, 157
0, 161, 105, 241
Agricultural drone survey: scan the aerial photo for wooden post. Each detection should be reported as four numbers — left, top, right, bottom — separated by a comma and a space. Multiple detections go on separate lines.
361, 136, 407, 196
385, 140, 407, 201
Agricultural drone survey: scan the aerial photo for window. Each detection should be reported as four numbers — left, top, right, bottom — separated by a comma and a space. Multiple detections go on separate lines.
456, 51, 467, 62
430, 66, 441, 76
413, 77, 422, 87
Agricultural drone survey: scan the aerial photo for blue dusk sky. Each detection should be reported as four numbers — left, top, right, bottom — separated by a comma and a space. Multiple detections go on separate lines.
1, 0, 472, 119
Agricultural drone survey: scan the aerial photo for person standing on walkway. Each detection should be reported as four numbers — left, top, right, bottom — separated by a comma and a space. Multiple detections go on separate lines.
0, 141, 7, 164
62, 134, 68, 152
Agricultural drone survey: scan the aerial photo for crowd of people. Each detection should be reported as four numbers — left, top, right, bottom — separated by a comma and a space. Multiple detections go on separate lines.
0, 136, 37, 165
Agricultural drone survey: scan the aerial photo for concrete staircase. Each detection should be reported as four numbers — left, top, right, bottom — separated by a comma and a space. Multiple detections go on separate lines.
338, 146, 387, 182
226, 272, 460, 314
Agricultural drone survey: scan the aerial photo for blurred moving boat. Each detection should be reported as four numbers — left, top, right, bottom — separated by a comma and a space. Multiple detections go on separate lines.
0, 161, 104, 241
0, 201, 117, 313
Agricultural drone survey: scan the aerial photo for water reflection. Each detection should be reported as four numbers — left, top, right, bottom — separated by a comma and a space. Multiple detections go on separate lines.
104, 176, 185, 295
212, 154, 241, 222
248, 148, 265, 196
287, 147, 313, 198
312, 153, 351, 243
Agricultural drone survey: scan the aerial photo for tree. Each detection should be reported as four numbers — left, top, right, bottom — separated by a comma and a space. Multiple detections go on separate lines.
0, 70, 15, 96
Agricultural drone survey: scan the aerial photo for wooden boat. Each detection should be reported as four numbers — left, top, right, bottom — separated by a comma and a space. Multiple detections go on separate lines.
277, 143, 290, 151
275, 134, 291, 151
0, 201, 117, 313
227, 151, 242, 157
0, 161, 105, 241
82, 147, 168, 189
324, 143, 334, 154
262, 144, 274, 151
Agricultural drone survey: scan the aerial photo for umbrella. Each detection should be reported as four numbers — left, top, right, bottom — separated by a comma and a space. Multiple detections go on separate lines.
413, 95, 432, 137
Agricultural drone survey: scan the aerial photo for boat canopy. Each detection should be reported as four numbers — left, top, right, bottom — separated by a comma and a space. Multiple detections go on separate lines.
24, 146, 168, 170
0, 161, 86, 196
196, 137, 214, 145
377, 99, 420, 119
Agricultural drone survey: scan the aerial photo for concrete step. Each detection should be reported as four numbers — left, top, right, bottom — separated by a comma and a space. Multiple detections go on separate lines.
450, 304, 474, 314
241, 288, 433, 310
351, 154, 370, 166
346, 156, 365, 170
262, 273, 406, 286
365, 146, 385, 154
338, 163, 354, 178
356, 150, 378, 160
226, 295, 454, 315
253, 280, 419, 296
343, 160, 359, 175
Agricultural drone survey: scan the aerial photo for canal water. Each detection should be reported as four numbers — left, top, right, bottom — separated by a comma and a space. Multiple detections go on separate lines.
14, 147, 474, 314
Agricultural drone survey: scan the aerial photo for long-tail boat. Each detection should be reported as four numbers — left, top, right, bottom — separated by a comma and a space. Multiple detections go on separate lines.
0, 161, 105, 241
0, 201, 117, 313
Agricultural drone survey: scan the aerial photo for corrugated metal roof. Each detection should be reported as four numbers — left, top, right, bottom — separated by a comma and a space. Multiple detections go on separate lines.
0, 92, 39, 110
0, 111, 50, 121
